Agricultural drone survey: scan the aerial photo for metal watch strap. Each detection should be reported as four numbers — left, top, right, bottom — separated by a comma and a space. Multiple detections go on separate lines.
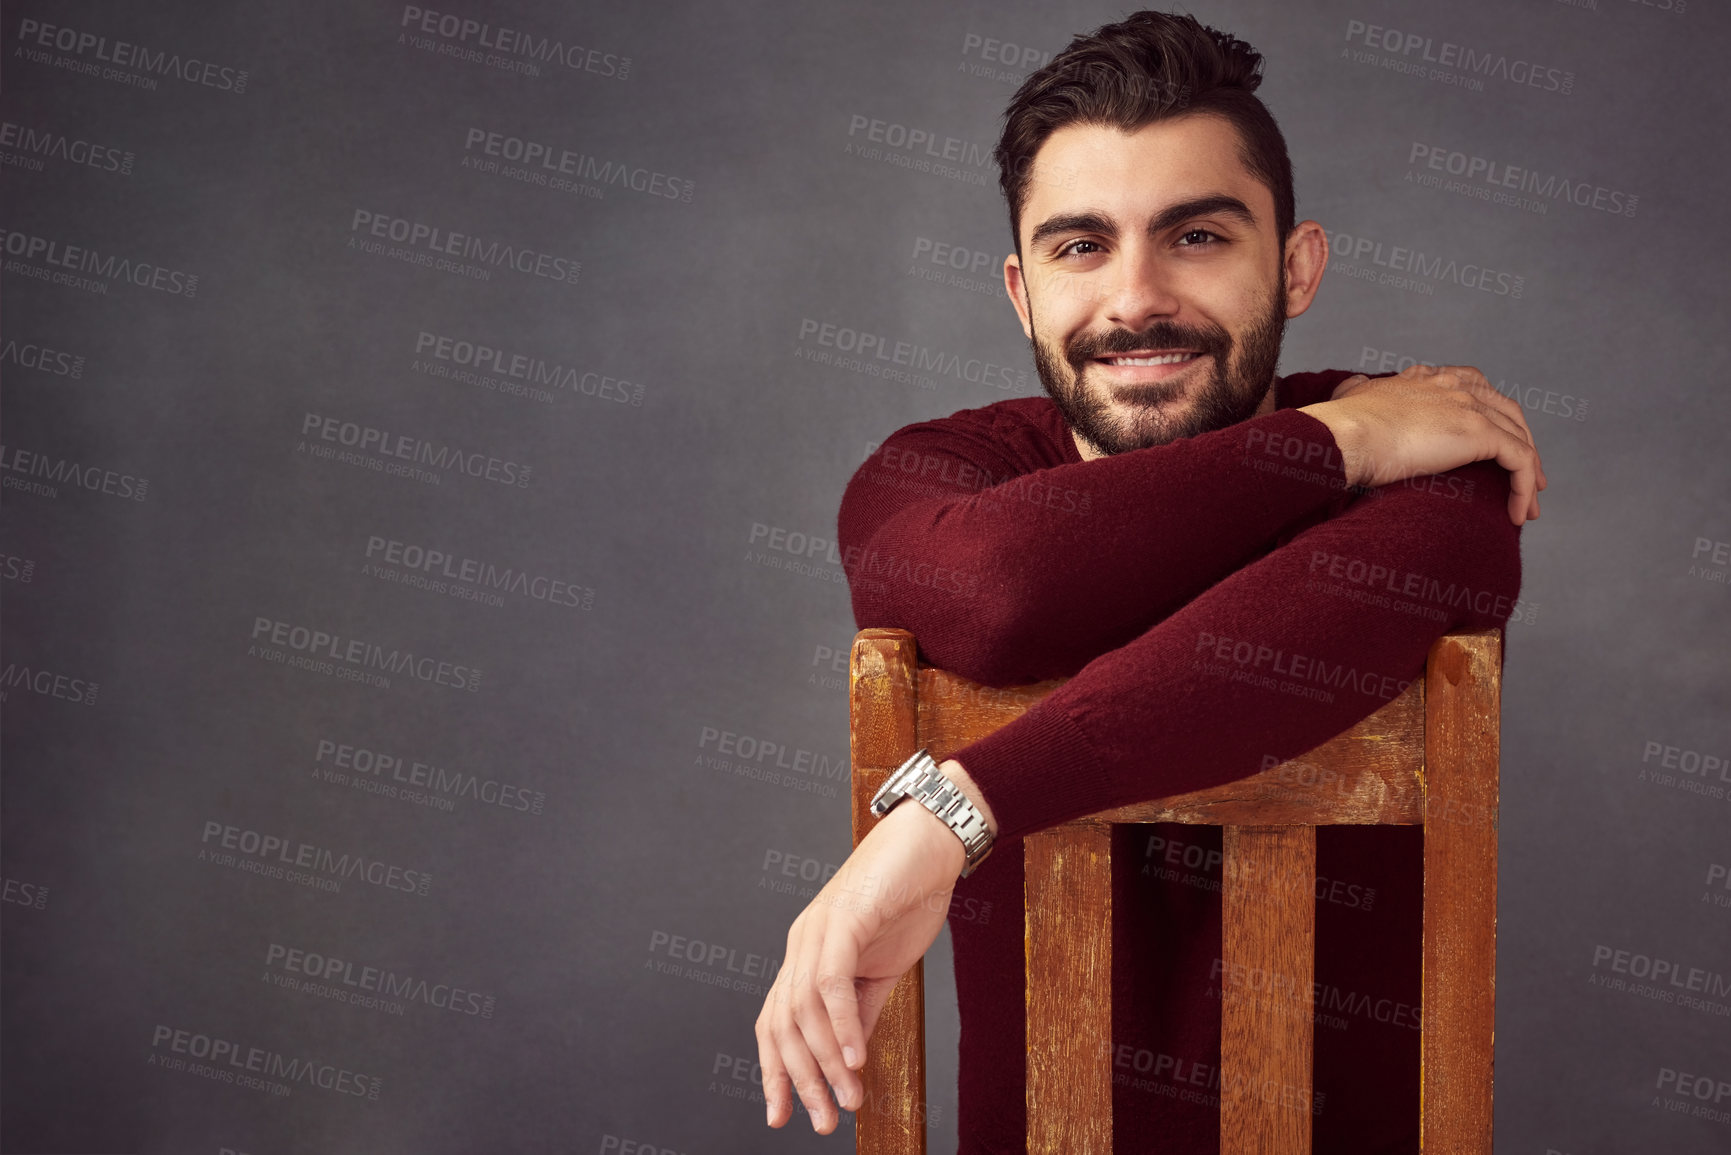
868, 747, 995, 878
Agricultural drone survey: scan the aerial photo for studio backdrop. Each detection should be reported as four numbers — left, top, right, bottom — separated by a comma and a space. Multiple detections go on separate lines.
3, 1, 1727, 1152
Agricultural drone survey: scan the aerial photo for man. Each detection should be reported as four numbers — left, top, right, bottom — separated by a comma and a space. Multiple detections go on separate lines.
757, 11, 1544, 1151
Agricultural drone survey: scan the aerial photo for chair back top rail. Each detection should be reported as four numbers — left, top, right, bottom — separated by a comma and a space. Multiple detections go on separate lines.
858, 627, 1440, 827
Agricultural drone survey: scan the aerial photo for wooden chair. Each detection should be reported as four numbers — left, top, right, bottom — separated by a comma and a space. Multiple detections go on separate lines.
847, 626, 1500, 1154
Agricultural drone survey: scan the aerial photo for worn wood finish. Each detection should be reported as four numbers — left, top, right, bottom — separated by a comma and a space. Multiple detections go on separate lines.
916, 664, 1426, 826
848, 629, 925, 1155
1420, 629, 1501, 1154
844, 627, 1500, 1153
1220, 825, 1317, 1154
1024, 822, 1114, 1153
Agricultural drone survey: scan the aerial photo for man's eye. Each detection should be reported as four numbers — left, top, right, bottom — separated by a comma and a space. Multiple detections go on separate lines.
1177, 229, 1222, 246
1059, 240, 1103, 258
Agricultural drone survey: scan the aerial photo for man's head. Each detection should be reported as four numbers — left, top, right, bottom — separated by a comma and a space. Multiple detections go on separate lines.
993, 11, 1329, 459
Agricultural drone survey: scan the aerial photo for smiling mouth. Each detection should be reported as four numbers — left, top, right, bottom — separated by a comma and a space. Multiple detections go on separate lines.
1095, 351, 1203, 366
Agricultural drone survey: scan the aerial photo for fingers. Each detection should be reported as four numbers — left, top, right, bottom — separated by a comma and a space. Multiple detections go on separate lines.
1472, 379, 1544, 490
1481, 411, 1540, 526
1401, 363, 1546, 477
760, 966, 843, 1132
783, 1049, 835, 1132
854, 972, 898, 1043
1361, 364, 1549, 522
787, 943, 862, 1132
1447, 366, 1548, 492
814, 932, 868, 1097
1421, 366, 1547, 521
756, 965, 798, 1128
756, 1005, 792, 1127
1451, 366, 1528, 440
756, 918, 864, 1135
759, 923, 828, 1131
754, 807, 963, 1135
785, 982, 846, 1133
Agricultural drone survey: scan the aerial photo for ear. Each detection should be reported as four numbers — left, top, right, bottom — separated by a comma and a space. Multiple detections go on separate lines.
1281, 220, 1329, 319
1003, 252, 1034, 340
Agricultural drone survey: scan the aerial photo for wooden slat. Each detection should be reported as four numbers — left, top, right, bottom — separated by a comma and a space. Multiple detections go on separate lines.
916, 664, 1425, 826
1220, 825, 1316, 1154
848, 626, 1499, 1151
1420, 629, 1501, 1153
848, 629, 925, 1155
1025, 822, 1113, 1153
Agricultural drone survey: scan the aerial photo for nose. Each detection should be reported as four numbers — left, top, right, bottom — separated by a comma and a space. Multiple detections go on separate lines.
1102, 239, 1182, 333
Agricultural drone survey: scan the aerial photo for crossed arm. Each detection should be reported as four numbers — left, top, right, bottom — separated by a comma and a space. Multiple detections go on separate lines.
757, 365, 1544, 1133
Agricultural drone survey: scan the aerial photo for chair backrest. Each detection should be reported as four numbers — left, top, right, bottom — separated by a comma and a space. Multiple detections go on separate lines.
848, 626, 1500, 1155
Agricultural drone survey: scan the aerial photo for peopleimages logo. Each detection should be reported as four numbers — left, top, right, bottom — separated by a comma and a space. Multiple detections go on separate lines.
0, 444, 147, 503
149, 1024, 380, 1099
0, 120, 134, 174
1342, 18, 1573, 95
1325, 229, 1524, 298
0, 228, 197, 296
300, 412, 532, 488
2, 876, 48, 910
200, 820, 434, 896
398, 6, 630, 79
364, 535, 593, 610
348, 210, 580, 285
1407, 142, 1637, 217
249, 616, 483, 692
15, 18, 250, 93
795, 317, 1027, 391
0, 662, 99, 706
0, 337, 85, 378
413, 330, 643, 406
265, 942, 496, 1017
314, 736, 547, 816
461, 128, 693, 202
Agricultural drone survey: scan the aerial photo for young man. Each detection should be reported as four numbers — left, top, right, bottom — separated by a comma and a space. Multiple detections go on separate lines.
757, 11, 1544, 1151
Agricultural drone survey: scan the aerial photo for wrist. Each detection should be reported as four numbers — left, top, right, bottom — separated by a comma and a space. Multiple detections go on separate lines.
1298, 400, 1365, 487
870, 750, 997, 878
936, 757, 998, 838
882, 793, 967, 876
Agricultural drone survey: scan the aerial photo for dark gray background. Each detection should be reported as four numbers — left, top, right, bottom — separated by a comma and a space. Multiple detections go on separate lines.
3, 1, 1727, 1152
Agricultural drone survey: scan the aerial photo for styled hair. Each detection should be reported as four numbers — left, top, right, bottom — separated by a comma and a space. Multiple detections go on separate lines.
994, 10, 1295, 252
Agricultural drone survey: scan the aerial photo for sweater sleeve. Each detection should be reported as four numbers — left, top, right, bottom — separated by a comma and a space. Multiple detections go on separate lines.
944, 456, 1523, 843
839, 398, 1359, 686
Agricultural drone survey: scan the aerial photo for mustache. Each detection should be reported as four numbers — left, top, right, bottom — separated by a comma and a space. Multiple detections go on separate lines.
1066, 321, 1231, 368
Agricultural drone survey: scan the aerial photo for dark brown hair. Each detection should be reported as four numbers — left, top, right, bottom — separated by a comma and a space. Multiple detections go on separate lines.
994, 10, 1294, 253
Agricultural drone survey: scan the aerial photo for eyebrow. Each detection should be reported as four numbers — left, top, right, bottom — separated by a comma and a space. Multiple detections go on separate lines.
1027, 194, 1259, 252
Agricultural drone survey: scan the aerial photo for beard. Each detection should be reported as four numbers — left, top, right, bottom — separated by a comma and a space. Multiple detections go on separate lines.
1031, 274, 1288, 457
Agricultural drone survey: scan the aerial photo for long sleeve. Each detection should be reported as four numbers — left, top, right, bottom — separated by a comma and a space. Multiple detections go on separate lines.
838, 372, 1361, 685
947, 455, 1523, 843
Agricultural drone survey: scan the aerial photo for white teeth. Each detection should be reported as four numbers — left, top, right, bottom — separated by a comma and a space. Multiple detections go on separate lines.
1106, 352, 1198, 366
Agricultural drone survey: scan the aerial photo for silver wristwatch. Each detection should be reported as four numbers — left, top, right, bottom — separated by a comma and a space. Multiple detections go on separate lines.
869, 747, 996, 878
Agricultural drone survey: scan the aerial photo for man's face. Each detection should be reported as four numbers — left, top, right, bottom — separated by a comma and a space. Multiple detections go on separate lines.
1005, 114, 1296, 459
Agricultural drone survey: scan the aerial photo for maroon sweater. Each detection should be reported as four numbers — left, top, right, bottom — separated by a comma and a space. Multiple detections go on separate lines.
837, 370, 1522, 1154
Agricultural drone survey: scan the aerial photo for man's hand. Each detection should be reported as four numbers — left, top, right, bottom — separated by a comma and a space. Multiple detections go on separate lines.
755, 784, 971, 1134
1299, 364, 1549, 526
